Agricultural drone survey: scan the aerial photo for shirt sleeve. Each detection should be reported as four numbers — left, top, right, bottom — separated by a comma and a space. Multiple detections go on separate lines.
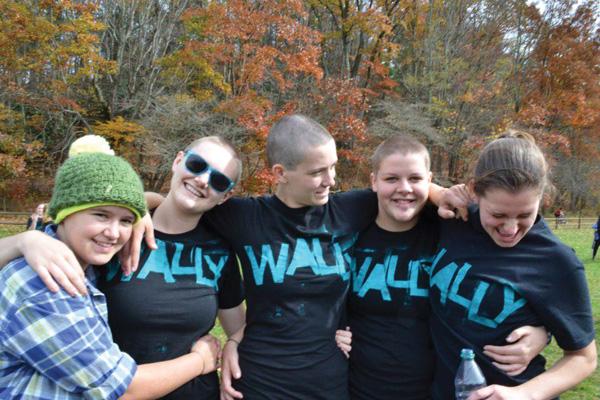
3, 290, 137, 400
527, 249, 595, 351
218, 252, 245, 309
331, 189, 378, 231
204, 197, 253, 241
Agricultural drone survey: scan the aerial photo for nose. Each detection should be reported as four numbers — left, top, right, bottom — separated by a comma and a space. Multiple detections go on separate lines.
104, 220, 120, 239
194, 171, 210, 188
395, 178, 411, 192
322, 167, 336, 187
500, 220, 518, 236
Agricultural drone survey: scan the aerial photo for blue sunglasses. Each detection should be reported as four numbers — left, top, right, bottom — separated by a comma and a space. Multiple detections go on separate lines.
183, 151, 235, 193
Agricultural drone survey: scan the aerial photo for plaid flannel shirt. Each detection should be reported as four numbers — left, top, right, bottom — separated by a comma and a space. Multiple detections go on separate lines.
0, 228, 136, 399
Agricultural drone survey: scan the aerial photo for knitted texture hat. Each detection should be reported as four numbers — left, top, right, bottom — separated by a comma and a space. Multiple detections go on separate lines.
48, 136, 146, 224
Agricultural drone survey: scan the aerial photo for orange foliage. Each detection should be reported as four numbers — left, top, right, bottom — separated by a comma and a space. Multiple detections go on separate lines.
92, 117, 145, 158
518, 2, 599, 160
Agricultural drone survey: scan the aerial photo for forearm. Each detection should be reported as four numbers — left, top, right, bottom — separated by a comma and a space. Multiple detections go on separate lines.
218, 304, 246, 338
517, 341, 597, 400
428, 182, 446, 206
121, 352, 204, 400
0, 231, 30, 267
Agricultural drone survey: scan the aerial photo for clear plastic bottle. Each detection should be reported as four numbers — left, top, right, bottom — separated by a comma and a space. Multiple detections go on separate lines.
455, 348, 487, 400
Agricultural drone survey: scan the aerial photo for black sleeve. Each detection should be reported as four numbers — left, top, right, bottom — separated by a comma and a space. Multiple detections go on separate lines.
331, 189, 378, 231
217, 252, 245, 309
204, 197, 253, 242
527, 249, 595, 350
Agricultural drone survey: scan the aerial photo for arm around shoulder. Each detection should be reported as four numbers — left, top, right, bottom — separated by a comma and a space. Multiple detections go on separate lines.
0, 230, 85, 296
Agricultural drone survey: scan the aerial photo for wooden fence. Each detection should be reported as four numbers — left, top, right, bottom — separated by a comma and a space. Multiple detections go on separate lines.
0, 212, 597, 237
549, 217, 598, 230
0, 212, 31, 236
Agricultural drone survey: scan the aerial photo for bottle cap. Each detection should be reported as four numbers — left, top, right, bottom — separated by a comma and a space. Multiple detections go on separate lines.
460, 348, 475, 360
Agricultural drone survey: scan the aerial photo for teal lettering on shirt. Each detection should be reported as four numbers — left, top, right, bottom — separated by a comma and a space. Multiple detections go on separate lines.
107, 239, 228, 289
137, 240, 175, 283
430, 248, 528, 328
245, 243, 289, 285
352, 250, 431, 301
245, 234, 357, 286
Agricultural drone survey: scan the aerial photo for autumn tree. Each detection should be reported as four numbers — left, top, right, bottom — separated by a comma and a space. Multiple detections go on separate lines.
163, 0, 324, 192
0, 0, 114, 205
92, 0, 198, 120
518, 0, 600, 209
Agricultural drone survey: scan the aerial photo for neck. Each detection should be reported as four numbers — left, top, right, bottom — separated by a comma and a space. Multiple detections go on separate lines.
153, 195, 202, 234
275, 185, 308, 209
374, 214, 418, 233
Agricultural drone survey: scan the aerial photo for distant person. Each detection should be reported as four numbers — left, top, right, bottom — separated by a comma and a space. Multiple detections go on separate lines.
593, 216, 600, 261
553, 207, 562, 228
559, 209, 566, 225
26, 203, 47, 231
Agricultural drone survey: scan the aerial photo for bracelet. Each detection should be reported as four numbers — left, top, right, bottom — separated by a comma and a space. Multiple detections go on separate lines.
227, 337, 240, 346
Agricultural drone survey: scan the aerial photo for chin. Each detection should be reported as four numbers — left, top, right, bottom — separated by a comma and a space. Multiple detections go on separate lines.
83, 251, 120, 266
392, 211, 416, 223
491, 236, 522, 248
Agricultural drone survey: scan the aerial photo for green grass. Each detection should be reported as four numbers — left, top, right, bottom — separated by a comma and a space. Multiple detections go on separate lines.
0, 225, 26, 237
543, 228, 599, 399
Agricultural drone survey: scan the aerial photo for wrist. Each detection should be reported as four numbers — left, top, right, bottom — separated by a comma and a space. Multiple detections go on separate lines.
190, 349, 206, 375
227, 337, 240, 346
18, 231, 35, 253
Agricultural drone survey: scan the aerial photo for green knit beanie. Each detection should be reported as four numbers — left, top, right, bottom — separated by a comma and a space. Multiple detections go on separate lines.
48, 144, 146, 224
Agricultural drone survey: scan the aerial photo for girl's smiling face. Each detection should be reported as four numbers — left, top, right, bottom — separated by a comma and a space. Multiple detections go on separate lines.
476, 187, 541, 248
58, 206, 135, 268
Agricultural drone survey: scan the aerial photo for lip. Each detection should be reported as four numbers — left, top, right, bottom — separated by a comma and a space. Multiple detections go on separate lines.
495, 230, 520, 245
390, 198, 417, 208
92, 239, 117, 253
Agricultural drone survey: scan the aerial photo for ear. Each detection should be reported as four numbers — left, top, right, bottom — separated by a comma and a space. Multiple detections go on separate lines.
370, 172, 377, 192
172, 151, 185, 173
272, 164, 288, 184
217, 189, 235, 205
427, 171, 433, 183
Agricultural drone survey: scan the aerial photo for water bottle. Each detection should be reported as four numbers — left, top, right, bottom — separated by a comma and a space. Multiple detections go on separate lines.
454, 348, 487, 400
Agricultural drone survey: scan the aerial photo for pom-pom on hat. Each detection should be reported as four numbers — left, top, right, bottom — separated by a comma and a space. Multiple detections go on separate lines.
48, 135, 146, 224
68, 134, 115, 157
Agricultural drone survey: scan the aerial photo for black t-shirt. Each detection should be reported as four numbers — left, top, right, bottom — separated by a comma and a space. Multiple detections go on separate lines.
205, 190, 378, 400
97, 219, 244, 400
429, 206, 595, 400
26, 217, 44, 231
347, 207, 438, 400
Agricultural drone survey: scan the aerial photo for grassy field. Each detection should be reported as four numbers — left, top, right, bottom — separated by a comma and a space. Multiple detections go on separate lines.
1, 225, 598, 397
542, 228, 599, 399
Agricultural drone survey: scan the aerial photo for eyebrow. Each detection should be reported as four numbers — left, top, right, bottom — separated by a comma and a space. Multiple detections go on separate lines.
308, 163, 335, 174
